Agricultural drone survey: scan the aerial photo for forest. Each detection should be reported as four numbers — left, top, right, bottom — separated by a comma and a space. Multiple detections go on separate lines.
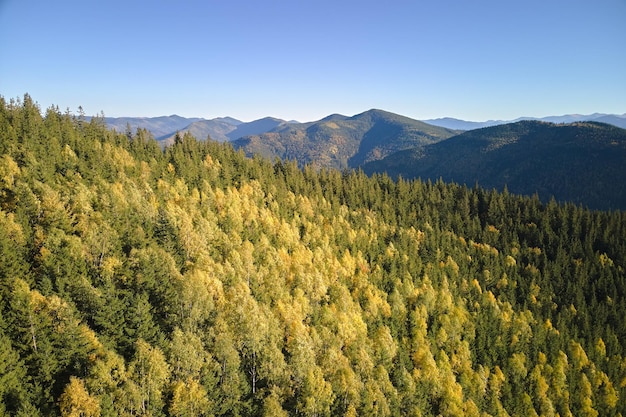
0, 94, 625, 416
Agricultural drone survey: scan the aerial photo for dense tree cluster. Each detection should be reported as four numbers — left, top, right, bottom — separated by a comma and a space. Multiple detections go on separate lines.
0, 94, 625, 416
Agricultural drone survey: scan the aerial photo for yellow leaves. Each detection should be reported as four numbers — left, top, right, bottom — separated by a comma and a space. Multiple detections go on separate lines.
37, 181, 71, 229
322, 345, 361, 406
595, 338, 606, 357
529, 282, 541, 304
486, 224, 500, 234
530, 365, 555, 417
471, 241, 499, 256
169, 378, 211, 417
262, 387, 289, 417
593, 370, 618, 409
361, 366, 396, 417
509, 352, 528, 379
61, 143, 78, 162
411, 342, 437, 382
86, 350, 128, 396
59, 377, 101, 417
344, 404, 358, 417
129, 339, 171, 415
0, 154, 20, 190
505, 255, 517, 267
298, 366, 334, 417
372, 326, 397, 366
598, 252, 614, 267
462, 399, 481, 417
17, 279, 79, 333
385, 241, 397, 258
166, 201, 206, 261
100, 256, 123, 279
0, 210, 25, 246
441, 255, 459, 277
169, 328, 210, 381
103, 142, 136, 171
489, 365, 506, 398
203, 153, 221, 177
297, 194, 315, 219
496, 274, 509, 290
579, 374, 599, 417
79, 324, 105, 363
336, 309, 368, 350
450, 341, 472, 375
361, 285, 391, 320
544, 318, 560, 335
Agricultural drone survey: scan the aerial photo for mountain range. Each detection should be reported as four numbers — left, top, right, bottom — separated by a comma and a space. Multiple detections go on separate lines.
96, 115, 290, 145
97, 115, 205, 139
232, 109, 459, 169
98, 112, 626, 145
98, 110, 626, 210
424, 113, 626, 130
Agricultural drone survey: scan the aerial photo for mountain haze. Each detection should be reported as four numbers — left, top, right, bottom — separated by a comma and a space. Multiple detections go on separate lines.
363, 120, 626, 210
99, 115, 204, 138
225, 117, 288, 141
158, 118, 241, 144
424, 113, 626, 130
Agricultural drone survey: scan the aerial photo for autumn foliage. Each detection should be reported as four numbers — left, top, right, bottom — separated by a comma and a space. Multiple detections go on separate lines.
0, 95, 625, 416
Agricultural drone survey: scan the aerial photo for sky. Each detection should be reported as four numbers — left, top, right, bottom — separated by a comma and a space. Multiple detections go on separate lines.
1, 0, 625, 122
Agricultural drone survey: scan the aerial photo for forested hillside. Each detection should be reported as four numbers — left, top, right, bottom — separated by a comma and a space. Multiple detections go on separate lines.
1, 95, 626, 416
232, 109, 458, 170
363, 120, 626, 210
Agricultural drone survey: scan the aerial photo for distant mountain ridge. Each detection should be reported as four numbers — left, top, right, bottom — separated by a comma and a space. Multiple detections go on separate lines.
362, 120, 626, 210
96, 112, 626, 146
423, 113, 626, 130
97, 115, 292, 146
99, 115, 205, 139
159, 117, 290, 145
232, 109, 460, 170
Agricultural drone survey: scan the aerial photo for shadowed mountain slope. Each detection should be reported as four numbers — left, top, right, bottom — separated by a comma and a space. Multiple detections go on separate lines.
363, 120, 626, 210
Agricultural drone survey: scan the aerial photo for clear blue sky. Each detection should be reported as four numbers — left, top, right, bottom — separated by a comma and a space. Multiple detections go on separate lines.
1, 0, 625, 122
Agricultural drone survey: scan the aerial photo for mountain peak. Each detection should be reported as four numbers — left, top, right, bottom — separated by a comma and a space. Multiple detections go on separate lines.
232, 109, 459, 170
320, 113, 348, 122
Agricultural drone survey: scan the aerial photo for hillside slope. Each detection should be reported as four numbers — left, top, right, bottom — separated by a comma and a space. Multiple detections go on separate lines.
363, 120, 626, 210
1, 96, 625, 416
233, 109, 459, 169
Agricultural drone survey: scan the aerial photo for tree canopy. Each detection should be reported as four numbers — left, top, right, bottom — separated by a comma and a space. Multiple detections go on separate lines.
0, 94, 625, 416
